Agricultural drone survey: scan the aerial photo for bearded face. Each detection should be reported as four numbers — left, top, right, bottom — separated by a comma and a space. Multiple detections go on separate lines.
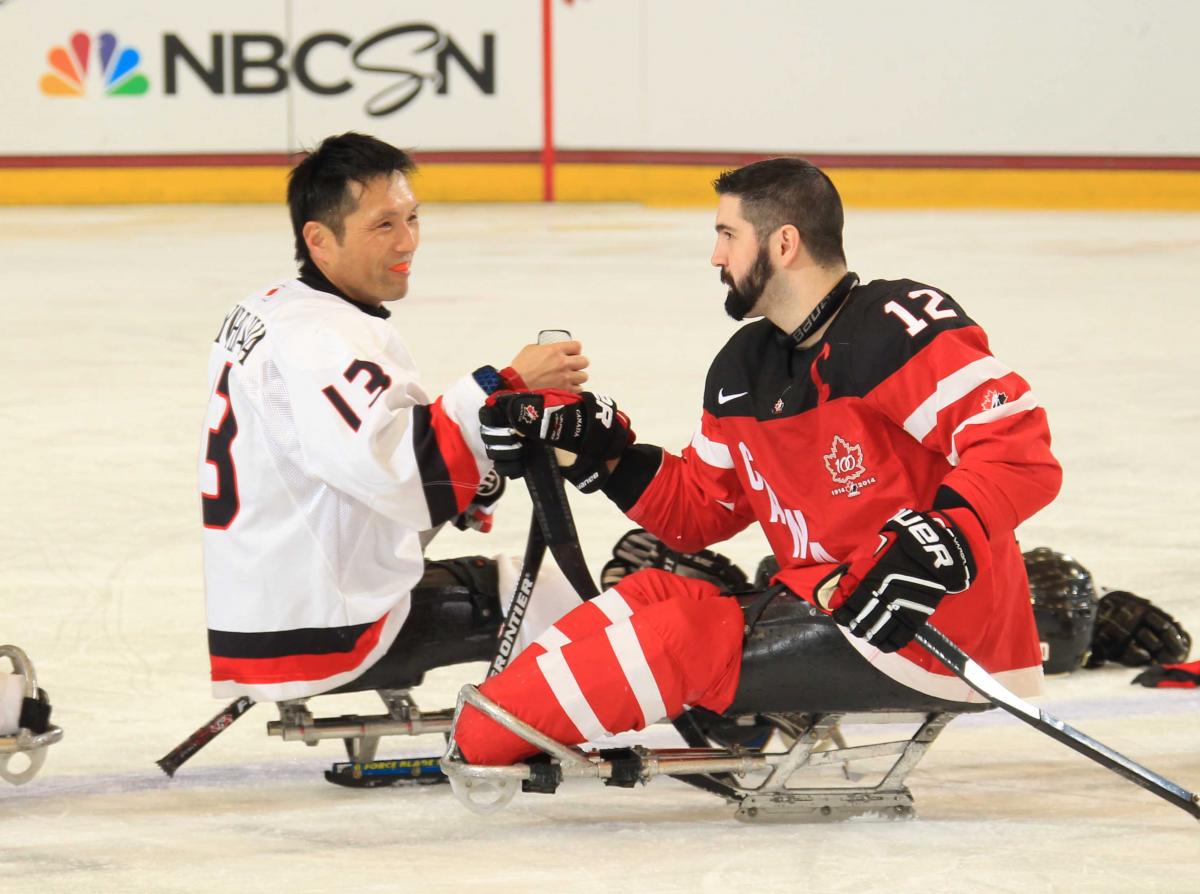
721, 241, 775, 321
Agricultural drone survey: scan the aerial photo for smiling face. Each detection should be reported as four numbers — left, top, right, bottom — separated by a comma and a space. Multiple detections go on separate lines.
711, 194, 775, 321
303, 171, 420, 306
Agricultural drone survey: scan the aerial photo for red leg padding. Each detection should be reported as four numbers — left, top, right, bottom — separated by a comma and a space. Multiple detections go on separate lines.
455, 569, 744, 764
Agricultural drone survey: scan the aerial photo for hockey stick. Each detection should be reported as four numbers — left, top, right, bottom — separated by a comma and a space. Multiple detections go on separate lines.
527, 327, 600, 601
915, 625, 1200, 820
525, 441, 600, 601
488, 327, 569, 677
156, 695, 255, 778
488, 440, 600, 677
489, 503, 547, 678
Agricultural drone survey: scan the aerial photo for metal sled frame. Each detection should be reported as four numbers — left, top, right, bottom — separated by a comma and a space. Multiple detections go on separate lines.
439, 684, 970, 823
266, 689, 454, 761
0, 645, 63, 785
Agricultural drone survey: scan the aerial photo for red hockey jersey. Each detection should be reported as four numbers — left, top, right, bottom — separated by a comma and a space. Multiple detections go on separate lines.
603, 278, 1061, 701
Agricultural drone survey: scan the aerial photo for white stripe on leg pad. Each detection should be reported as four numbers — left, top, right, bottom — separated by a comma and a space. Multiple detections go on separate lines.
605, 620, 668, 727
533, 625, 570, 652
535, 649, 610, 741
592, 588, 635, 624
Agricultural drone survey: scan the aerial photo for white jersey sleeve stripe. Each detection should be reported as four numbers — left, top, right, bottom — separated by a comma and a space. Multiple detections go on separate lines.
440, 375, 492, 468
946, 391, 1040, 466
902, 356, 1013, 443
605, 620, 668, 727
689, 428, 735, 470
535, 649, 610, 741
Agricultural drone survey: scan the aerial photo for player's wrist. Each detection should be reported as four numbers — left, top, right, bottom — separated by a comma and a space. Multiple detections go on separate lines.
600, 444, 663, 511
472, 365, 530, 396
928, 505, 989, 584
498, 366, 527, 390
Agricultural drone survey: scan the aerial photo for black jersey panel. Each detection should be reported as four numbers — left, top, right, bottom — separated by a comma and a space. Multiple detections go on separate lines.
703, 279, 977, 423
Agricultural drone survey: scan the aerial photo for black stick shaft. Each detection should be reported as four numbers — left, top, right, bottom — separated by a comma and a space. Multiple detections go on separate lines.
487, 435, 601, 677
156, 696, 255, 777
485, 325, 598, 676
916, 625, 1200, 820
525, 442, 600, 601
488, 505, 546, 678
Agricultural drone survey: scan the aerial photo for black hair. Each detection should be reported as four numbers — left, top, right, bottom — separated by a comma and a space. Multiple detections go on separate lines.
713, 157, 846, 267
287, 132, 417, 265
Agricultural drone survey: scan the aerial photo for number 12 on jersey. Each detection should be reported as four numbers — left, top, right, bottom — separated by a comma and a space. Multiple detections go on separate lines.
884, 288, 957, 337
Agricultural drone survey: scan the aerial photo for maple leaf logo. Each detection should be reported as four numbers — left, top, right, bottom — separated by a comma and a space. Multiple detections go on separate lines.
823, 436, 865, 484
982, 389, 1008, 411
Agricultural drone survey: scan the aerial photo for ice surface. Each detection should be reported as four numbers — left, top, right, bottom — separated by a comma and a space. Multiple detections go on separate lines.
1, 203, 1198, 892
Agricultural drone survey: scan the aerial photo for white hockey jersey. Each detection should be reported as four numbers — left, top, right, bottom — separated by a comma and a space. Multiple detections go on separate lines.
200, 275, 491, 700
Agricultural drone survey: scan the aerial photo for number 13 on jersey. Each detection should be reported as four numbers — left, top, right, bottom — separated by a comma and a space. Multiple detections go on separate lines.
202, 362, 240, 530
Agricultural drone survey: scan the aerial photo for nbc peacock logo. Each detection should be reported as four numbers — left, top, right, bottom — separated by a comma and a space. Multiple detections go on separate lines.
40, 31, 149, 97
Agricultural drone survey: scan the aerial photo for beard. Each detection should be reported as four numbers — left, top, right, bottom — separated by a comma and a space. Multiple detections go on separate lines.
721, 244, 774, 321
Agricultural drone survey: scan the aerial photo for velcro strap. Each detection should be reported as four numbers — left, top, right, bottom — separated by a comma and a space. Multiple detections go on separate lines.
19, 690, 51, 734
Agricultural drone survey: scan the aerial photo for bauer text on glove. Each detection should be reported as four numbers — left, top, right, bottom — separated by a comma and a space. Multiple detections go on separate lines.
820, 507, 978, 653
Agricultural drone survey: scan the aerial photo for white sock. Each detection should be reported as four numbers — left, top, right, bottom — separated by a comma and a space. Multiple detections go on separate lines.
0, 673, 26, 735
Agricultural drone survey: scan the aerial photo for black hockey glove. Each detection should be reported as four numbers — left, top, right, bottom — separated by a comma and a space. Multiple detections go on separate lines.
599, 528, 750, 593
451, 469, 505, 534
480, 411, 527, 480
1086, 590, 1192, 668
821, 508, 977, 653
479, 389, 634, 493
753, 555, 781, 590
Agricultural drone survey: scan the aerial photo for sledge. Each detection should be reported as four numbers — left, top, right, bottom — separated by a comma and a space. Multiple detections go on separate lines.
439, 597, 991, 822
440, 592, 1200, 823
0, 645, 62, 785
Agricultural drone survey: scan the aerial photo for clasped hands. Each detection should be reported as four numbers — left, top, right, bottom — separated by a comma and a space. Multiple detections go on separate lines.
479, 389, 634, 493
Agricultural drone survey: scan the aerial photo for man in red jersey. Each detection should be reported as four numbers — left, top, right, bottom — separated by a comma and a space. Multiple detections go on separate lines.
456, 157, 1061, 764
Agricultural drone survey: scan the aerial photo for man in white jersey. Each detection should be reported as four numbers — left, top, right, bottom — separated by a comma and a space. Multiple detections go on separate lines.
200, 133, 588, 702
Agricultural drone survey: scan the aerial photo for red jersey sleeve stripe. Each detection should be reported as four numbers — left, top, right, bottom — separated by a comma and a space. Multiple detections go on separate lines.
426, 395, 482, 512
411, 397, 481, 523
208, 612, 389, 685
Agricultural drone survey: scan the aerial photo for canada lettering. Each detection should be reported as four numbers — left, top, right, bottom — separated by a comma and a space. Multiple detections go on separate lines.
738, 442, 836, 563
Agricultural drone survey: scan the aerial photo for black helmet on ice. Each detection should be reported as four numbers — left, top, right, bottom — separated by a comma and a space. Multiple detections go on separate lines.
1023, 547, 1098, 675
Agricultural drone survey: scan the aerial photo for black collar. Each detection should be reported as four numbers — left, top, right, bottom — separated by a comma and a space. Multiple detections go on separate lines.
781, 271, 858, 349
298, 259, 391, 320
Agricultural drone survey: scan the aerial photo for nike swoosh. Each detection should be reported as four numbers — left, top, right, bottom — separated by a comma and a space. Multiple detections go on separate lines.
717, 388, 749, 405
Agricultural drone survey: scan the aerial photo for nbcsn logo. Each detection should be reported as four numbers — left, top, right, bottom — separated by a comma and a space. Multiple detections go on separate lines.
40, 32, 149, 97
